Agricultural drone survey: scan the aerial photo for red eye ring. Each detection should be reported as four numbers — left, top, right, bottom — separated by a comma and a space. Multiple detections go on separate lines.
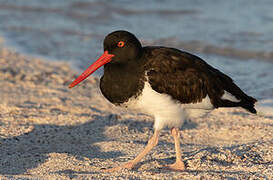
117, 41, 125, 47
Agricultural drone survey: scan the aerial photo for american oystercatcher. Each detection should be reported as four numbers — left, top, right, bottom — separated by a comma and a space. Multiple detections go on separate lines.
69, 30, 257, 172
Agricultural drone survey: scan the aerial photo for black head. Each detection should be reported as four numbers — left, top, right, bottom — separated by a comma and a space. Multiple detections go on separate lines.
69, 30, 143, 88
103, 30, 143, 64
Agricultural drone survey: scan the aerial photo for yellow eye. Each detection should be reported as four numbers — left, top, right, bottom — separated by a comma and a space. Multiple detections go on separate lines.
117, 41, 125, 47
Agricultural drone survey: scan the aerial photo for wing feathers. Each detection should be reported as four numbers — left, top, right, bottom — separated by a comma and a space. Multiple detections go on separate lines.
144, 47, 257, 113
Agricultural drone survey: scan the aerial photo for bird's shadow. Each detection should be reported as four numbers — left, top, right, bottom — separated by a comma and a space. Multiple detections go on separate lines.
181, 119, 198, 130
0, 112, 147, 175
0, 109, 199, 176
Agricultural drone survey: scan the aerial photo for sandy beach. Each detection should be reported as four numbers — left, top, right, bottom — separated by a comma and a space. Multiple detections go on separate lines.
0, 47, 272, 179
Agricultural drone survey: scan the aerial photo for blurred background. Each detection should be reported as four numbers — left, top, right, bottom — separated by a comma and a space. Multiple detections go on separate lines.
0, 0, 272, 101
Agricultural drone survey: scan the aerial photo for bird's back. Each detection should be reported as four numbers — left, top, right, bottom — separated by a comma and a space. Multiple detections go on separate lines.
143, 46, 257, 113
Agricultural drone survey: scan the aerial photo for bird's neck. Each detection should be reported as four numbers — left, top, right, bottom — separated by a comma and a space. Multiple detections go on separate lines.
100, 59, 146, 104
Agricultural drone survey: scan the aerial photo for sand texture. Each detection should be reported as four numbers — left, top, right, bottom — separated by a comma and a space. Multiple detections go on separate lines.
0, 48, 272, 179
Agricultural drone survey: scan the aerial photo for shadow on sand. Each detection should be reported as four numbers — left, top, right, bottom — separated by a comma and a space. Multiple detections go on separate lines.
0, 113, 122, 175
0, 111, 199, 176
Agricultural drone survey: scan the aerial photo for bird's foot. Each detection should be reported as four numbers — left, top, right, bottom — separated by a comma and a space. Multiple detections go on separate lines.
164, 161, 185, 171
102, 161, 135, 172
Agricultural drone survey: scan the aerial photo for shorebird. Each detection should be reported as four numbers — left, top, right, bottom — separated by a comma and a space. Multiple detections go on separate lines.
69, 30, 257, 172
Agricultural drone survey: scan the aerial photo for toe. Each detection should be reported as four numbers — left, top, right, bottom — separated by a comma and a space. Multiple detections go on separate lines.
165, 161, 185, 171
102, 162, 135, 172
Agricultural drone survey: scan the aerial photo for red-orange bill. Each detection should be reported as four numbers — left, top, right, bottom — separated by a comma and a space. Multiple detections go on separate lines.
69, 51, 114, 88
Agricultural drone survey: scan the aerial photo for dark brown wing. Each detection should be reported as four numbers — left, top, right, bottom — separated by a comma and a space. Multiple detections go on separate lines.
143, 47, 257, 113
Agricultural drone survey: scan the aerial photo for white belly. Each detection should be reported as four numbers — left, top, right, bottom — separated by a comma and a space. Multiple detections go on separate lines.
123, 82, 187, 130
123, 82, 215, 130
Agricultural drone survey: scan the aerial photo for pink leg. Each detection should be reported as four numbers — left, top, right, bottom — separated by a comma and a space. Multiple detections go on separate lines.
165, 128, 185, 171
103, 130, 159, 172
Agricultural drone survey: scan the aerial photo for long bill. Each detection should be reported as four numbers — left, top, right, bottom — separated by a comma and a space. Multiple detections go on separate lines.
69, 51, 114, 88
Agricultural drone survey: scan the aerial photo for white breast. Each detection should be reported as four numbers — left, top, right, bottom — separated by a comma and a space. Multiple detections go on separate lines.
123, 82, 187, 130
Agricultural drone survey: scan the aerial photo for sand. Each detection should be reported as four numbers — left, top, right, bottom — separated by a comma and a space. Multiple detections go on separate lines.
0, 47, 272, 179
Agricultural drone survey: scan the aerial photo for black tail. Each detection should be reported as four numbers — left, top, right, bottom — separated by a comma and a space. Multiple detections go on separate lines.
226, 85, 257, 114
202, 60, 257, 114
218, 89, 257, 114
212, 67, 257, 114
239, 98, 257, 114
214, 67, 257, 114
217, 97, 257, 114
